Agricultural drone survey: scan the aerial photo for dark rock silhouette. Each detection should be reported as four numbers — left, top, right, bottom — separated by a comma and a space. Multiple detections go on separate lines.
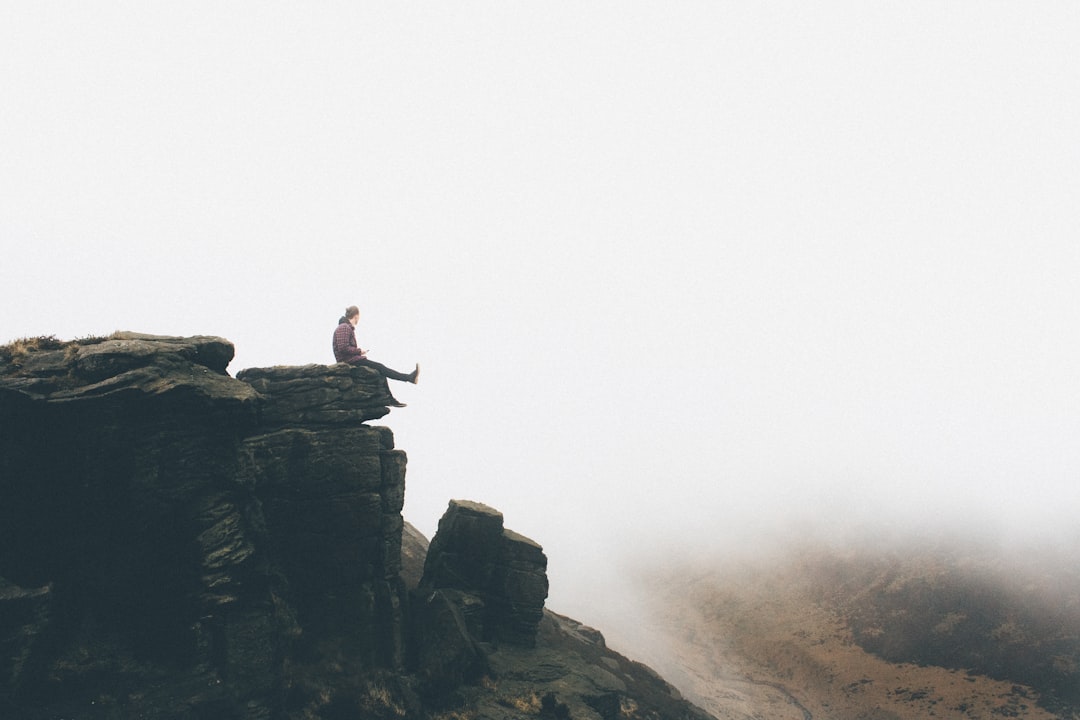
0, 332, 715, 719
409, 500, 548, 699
419, 499, 549, 647
0, 333, 413, 718
401, 510, 715, 720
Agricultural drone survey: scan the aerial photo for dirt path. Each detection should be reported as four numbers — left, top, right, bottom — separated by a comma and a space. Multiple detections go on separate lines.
743, 677, 812, 720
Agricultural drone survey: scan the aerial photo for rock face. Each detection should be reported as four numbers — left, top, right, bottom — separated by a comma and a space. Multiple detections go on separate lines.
410, 500, 549, 699
238, 363, 400, 427
420, 499, 549, 647
0, 332, 717, 720
0, 333, 413, 719
400, 515, 716, 720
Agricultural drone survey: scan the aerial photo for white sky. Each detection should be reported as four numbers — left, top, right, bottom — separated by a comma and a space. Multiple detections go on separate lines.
3, 3, 1079, 635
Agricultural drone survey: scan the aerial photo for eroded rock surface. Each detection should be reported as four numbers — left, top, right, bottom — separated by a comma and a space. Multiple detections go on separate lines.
403, 513, 715, 720
0, 333, 411, 719
409, 500, 548, 701
418, 499, 549, 648
237, 362, 402, 427
1, 333, 718, 720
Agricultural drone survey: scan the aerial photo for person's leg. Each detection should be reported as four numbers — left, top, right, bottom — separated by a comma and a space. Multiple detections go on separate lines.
354, 357, 417, 383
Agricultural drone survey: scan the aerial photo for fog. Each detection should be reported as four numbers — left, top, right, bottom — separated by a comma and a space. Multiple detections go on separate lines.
3, 2, 1079, 656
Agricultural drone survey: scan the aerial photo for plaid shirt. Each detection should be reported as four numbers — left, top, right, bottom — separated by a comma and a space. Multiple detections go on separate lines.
332, 320, 364, 364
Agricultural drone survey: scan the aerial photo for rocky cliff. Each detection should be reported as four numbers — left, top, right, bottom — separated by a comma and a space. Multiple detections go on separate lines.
0, 333, 714, 720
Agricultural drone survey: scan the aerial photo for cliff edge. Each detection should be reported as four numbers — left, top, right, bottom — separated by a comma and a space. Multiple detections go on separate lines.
0, 333, 714, 720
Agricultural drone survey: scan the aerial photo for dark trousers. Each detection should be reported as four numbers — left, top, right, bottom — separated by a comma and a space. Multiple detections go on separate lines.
353, 357, 413, 382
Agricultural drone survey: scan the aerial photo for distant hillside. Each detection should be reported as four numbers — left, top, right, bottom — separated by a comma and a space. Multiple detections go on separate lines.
639, 537, 1080, 720
803, 538, 1080, 717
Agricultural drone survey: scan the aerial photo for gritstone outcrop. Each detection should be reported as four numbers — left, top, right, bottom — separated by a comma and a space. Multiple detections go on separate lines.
419, 499, 549, 648
409, 500, 549, 698
0, 333, 715, 720
0, 333, 411, 718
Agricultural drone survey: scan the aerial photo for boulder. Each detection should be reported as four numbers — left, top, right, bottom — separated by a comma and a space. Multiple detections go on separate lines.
417, 500, 549, 648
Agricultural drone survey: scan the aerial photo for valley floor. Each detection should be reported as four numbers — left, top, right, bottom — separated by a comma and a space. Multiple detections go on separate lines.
645, 560, 1068, 720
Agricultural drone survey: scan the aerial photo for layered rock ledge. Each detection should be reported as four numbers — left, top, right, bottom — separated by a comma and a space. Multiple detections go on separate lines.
0, 333, 412, 718
1, 332, 716, 720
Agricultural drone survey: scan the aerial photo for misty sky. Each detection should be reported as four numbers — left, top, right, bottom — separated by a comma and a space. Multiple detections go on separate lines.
3, 3, 1079, 634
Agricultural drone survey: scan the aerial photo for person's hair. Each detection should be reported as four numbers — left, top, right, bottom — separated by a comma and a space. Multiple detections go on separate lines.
345, 305, 359, 320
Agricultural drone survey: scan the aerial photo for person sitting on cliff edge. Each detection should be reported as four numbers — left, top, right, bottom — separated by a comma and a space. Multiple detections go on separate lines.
333, 305, 419, 388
